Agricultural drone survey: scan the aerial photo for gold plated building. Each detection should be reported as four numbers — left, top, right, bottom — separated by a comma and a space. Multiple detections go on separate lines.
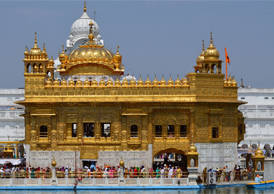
18, 6, 245, 172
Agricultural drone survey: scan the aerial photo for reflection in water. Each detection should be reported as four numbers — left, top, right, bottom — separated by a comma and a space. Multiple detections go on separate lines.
0, 187, 273, 194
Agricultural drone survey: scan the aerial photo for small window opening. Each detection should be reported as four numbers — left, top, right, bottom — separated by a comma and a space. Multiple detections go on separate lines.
212, 127, 218, 138
40, 125, 47, 137
180, 125, 187, 137
72, 123, 77, 137
101, 123, 111, 137
167, 125, 175, 137
155, 125, 162, 137
131, 125, 138, 137
83, 123, 95, 137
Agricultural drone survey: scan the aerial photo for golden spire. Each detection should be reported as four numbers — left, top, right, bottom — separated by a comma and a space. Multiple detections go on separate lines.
83, 0, 87, 12
210, 31, 213, 44
33, 32, 38, 48
43, 43, 46, 52
114, 45, 122, 64
88, 22, 95, 41
202, 39, 204, 51
160, 75, 166, 86
152, 75, 158, 86
175, 75, 181, 86
145, 75, 151, 86
137, 75, 144, 86
115, 76, 121, 86
188, 135, 197, 153
167, 75, 174, 86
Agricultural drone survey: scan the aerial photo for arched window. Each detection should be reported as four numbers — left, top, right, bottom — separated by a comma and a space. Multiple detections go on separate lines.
257, 161, 262, 171
40, 125, 47, 137
252, 144, 258, 150
190, 158, 195, 167
242, 144, 248, 149
131, 125, 138, 137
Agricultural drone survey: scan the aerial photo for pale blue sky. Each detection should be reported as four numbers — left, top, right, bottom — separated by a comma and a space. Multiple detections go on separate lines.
0, 0, 273, 88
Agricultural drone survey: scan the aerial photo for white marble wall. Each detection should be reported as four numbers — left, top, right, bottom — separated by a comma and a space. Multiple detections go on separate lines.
29, 151, 80, 169
264, 158, 274, 180
98, 150, 150, 169
196, 142, 238, 172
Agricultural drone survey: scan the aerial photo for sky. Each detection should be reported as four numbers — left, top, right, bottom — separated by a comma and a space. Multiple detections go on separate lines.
0, 0, 273, 88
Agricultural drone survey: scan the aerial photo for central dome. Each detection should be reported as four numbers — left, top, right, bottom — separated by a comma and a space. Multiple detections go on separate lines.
71, 12, 99, 38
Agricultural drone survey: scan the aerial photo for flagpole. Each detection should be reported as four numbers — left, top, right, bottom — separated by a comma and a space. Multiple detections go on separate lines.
226, 58, 228, 81
225, 48, 228, 81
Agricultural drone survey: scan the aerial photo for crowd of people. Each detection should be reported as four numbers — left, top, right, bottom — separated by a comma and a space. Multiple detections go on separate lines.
201, 164, 254, 183
0, 163, 189, 179
0, 165, 52, 178
55, 164, 188, 179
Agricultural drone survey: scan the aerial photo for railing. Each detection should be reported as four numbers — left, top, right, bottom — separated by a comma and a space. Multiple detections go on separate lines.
0, 171, 188, 179
0, 172, 189, 187
0, 171, 52, 179
197, 171, 255, 183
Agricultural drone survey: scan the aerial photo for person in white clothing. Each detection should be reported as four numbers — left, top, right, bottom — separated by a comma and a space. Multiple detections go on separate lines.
168, 167, 173, 178
160, 167, 164, 178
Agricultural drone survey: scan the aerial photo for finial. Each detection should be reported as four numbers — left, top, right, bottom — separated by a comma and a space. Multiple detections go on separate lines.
25, 46, 29, 52
140, 74, 142, 79
202, 39, 204, 51
147, 74, 149, 79
191, 135, 194, 144
83, 0, 87, 12
240, 78, 244, 88
51, 56, 53, 60
59, 49, 60, 55
62, 45, 64, 52
258, 141, 260, 148
117, 45, 120, 53
177, 74, 179, 79
162, 74, 164, 79
170, 74, 171, 79
43, 43, 46, 52
34, 32, 37, 44
210, 31, 213, 43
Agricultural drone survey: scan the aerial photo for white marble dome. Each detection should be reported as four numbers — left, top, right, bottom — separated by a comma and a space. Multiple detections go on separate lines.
71, 12, 99, 38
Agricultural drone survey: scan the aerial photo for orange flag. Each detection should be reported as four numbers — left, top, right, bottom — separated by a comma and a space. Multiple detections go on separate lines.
225, 47, 230, 64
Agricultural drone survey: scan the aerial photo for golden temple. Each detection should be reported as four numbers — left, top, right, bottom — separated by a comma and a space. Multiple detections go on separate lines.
18, 3, 245, 172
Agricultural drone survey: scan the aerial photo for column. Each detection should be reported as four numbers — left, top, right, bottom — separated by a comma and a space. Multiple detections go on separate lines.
189, 109, 195, 140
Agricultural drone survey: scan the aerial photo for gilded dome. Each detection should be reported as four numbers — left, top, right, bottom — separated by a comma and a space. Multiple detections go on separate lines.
67, 23, 114, 66
29, 33, 42, 55
255, 147, 263, 156
204, 32, 220, 60
189, 143, 197, 153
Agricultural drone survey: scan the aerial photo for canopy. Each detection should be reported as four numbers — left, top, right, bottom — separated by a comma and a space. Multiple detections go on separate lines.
0, 158, 25, 165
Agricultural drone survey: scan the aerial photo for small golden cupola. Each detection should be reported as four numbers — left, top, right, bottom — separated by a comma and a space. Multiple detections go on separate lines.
204, 32, 220, 60
200, 32, 223, 74
29, 32, 42, 55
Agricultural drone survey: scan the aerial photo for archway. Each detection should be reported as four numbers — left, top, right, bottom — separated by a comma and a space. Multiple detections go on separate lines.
153, 148, 188, 172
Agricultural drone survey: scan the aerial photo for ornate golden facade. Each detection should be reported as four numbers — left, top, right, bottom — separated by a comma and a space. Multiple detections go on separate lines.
18, 8, 245, 169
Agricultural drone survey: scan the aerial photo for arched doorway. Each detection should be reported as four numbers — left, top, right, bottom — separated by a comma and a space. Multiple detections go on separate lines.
153, 149, 187, 171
